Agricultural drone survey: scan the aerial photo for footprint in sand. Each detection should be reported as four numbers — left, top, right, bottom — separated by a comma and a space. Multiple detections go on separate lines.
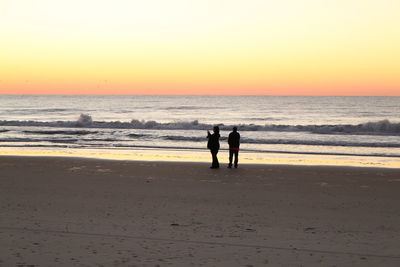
67, 166, 85, 171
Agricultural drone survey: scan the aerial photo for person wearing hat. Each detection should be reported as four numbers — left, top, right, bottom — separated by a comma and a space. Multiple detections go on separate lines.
228, 126, 240, 168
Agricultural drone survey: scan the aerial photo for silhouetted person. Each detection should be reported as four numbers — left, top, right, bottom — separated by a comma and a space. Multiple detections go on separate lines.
207, 126, 220, 169
228, 126, 240, 168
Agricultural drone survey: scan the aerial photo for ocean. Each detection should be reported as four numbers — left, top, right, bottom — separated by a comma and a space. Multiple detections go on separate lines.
1, 95, 399, 167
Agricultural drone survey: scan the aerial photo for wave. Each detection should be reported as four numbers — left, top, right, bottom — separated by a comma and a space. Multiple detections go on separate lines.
4, 108, 72, 114
3, 133, 398, 148
242, 138, 400, 148
160, 135, 400, 148
162, 135, 227, 142
162, 135, 204, 142
304, 120, 400, 135
0, 144, 70, 148
0, 138, 78, 143
164, 106, 206, 110
0, 129, 9, 133
1, 115, 399, 135
23, 130, 97, 135
128, 133, 149, 138
245, 117, 283, 121
37, 108, 71, 112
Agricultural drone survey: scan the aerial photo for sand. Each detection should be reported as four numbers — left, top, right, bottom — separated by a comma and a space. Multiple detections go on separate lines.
1, 156, 400, 266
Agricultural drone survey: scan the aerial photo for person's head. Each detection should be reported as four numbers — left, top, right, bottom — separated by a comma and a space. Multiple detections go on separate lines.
213, 126, 220, 134
233, 126, 237, 132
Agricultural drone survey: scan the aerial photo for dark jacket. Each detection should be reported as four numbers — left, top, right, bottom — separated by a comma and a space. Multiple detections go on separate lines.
228, 131, 240, 148
207, 132, 220, 150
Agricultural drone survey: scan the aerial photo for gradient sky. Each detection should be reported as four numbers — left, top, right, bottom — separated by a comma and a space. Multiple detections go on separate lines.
1, 0, 399, 95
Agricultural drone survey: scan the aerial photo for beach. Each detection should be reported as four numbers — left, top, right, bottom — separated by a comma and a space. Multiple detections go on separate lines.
1, 156, 400, 266
2, 0, 400, 265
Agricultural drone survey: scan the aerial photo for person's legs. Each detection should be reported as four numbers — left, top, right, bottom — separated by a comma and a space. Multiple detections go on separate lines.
211, 150, 219, 168
234, 150, 239, 168
214, 150, 219, 168
228, 149, 233, 168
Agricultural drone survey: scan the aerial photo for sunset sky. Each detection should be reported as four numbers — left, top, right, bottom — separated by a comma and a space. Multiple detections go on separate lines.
1, 0, 399, 95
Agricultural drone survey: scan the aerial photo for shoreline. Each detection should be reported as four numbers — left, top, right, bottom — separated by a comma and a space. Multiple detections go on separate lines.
1, 147, 400, 168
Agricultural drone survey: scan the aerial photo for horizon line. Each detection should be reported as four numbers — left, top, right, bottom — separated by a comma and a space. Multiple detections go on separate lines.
0, 94, 399, 97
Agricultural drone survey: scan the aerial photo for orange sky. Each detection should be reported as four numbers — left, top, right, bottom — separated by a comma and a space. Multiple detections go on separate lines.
1, 0, 400, 95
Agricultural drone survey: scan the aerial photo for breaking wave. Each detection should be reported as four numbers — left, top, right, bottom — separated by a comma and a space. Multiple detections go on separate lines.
0, 115, 399, 135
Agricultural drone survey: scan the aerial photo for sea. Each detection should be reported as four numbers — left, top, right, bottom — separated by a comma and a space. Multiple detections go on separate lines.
1, 95, 399, 167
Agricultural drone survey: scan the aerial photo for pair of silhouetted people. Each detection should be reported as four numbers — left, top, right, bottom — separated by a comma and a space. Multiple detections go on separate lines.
207, 126, 240, 169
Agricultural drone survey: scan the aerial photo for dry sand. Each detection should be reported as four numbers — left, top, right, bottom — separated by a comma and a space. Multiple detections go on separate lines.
1, 156, 400, 266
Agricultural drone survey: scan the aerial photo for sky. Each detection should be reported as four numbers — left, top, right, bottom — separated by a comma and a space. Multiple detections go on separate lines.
0, 0, 399, 95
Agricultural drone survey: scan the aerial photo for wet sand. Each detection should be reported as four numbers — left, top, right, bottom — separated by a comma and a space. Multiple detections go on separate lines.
1, 156, 400, 266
